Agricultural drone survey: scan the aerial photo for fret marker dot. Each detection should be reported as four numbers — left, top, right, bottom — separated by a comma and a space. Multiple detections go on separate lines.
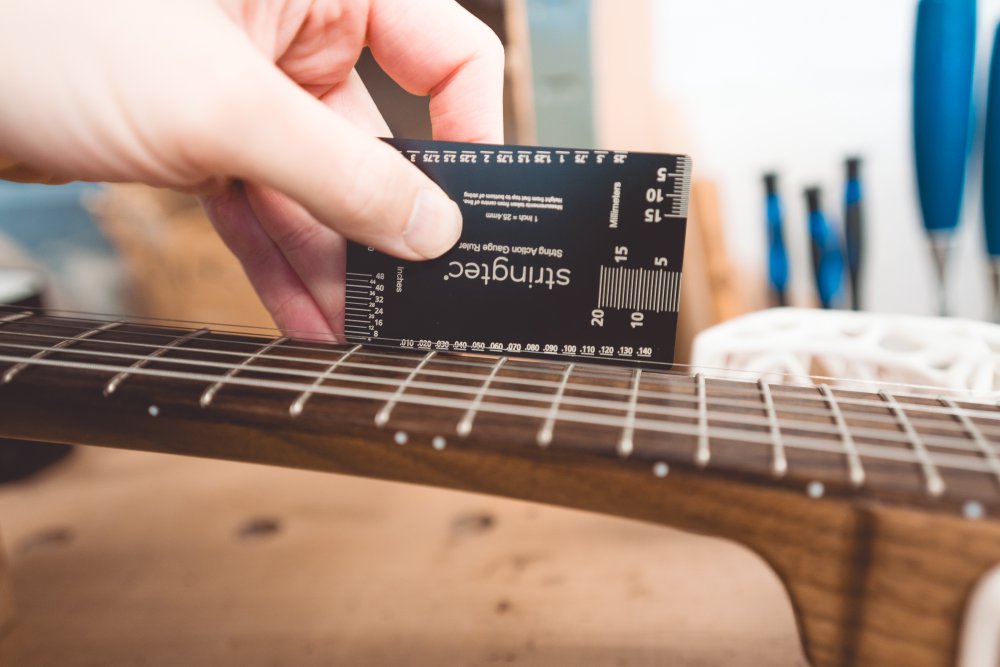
394, 431, 408, 446
806, 481, 825, 499
432, 436, 447, 451
148, 405, 160, 417
653, 462, 669, 478
963, 501, 985, 521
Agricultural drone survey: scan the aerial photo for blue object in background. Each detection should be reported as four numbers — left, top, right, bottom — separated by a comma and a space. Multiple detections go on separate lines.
763, 173, 789, 306
913, 0, 977, 315
804, 187, 845, 309
983, 22, 1000, 320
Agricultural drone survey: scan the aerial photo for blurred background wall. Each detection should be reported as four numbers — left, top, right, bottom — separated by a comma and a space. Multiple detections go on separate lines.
599, 0, 1000, 319
2, 0, 999, 331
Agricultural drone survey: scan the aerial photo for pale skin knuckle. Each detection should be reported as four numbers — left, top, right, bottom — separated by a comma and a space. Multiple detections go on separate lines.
329, 146, 407, 237
273, 220, 325, 256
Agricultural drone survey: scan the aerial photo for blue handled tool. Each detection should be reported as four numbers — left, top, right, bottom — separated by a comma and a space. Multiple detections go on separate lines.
913, 0, 977, 316
805, 187, 845, 309
844, 158, 865, 310
763, 173, 789, 306
983, 22, 1000, 321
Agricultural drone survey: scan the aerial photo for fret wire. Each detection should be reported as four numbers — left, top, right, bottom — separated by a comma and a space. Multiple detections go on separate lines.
457, 357, 507, 437
0, 311, 32, 324
3, 321, 122, 384
758, 380, 787, 478
695, 373, 710, 467
374, 350, 437, 426
289, 344, 362, 417
0, 335, 997, 455
940, 397, 1000, 487
103, 328, 208, 396
819, 385, 866, 488
5, 317, 1000, 427
617, 369, 643, 458
200, 336, 289, 408
537, 363, 575, 447
3, 351, 999, 478
880, 391, 946, 497
14, 308, 1000, 413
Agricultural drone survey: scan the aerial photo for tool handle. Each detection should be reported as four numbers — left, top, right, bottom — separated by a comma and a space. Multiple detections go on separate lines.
984, 23, 1000, 257
806, 188, 844, 309
764, 174, 789, 306
845, 159, 864, 310
913, 0, 977, 234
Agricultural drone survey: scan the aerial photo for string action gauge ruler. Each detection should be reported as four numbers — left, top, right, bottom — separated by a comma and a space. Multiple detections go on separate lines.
346, 138, 692, 369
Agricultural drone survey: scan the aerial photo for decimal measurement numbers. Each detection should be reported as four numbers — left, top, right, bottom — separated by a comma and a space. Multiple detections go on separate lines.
395, 338, 651, 361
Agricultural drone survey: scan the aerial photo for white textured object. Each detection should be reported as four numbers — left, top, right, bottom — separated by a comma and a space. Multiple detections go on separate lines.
960, 565, 1000, 667
691, 308, 1000, 400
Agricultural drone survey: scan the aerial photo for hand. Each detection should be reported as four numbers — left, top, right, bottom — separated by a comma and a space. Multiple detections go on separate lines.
0, 0, 504, 336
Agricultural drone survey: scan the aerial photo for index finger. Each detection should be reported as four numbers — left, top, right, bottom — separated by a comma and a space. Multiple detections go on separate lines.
367, 0, 505, 143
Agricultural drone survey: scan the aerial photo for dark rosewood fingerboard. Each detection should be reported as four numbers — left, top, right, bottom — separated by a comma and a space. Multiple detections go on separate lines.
0, 307, 998, 518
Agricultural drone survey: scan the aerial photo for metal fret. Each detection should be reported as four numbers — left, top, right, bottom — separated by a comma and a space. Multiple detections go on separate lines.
880, 391, 945, 497
373, 350, 437, 426
617, 369, 642, 458
940, 397, 1000, 487
200, 336, 288, 407
103, 328, 207, 396
289, 344, 362, 417
757, 380, 787, 478
457, 357, 507, 437
0, 311, 32, 324
537, 363, 575, 447
695, 373, 710, 467
3, 321, 122, 384
819, 384, 866, 487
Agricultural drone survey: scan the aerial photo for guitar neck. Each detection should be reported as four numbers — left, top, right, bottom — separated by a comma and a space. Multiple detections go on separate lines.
0, 307, 996, 517
1, 307, 1000, 666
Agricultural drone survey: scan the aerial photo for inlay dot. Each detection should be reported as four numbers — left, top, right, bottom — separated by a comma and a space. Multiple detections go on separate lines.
652, 462, 669, 478
963, 501, 985, 521
806, 481, 825, 499
432, 436, 447, 451
148, 405, 160, 417
394, 431, 408, 446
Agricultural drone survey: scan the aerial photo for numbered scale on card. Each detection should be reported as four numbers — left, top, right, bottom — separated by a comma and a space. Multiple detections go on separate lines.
346, 139, 692, 369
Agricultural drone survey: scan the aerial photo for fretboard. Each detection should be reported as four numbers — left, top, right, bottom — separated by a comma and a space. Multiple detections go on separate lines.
0, 307, 998, 519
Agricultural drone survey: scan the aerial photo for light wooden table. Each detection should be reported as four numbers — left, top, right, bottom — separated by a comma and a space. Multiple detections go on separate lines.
0, 447, 806, 666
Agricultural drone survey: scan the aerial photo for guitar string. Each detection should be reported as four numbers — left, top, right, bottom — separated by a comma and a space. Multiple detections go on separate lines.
1, 319, 998, 434
0, 336, 996, 456
5, 306, 995, 403
1, 351, 997, 488
1, 326, 999, 456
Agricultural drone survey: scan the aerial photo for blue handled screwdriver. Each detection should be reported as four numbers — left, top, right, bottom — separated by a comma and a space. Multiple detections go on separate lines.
763, 173, 790, 306
983, 21, 1000, 322
844, 157, 865, 311
913, 0, 977, 317
805, 187, 845, 309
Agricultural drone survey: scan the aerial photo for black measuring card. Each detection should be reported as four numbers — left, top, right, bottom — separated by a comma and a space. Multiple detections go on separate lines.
345, 139, 692, 369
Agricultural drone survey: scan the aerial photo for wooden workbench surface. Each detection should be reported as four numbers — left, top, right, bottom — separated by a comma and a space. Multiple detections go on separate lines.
0, 447, 805, 666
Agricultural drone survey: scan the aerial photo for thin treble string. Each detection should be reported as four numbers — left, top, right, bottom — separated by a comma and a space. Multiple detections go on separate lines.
0, 337, 997, 457
0, 351, 996, 480
2, 323, 1000, 433
8, 306, 999, 402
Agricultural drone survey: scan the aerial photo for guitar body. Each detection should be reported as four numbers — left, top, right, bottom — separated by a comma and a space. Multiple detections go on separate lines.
0, 309, 997, 665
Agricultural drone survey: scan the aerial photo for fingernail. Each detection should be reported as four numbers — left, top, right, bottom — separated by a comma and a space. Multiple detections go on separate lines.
403, 189, 462, 258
